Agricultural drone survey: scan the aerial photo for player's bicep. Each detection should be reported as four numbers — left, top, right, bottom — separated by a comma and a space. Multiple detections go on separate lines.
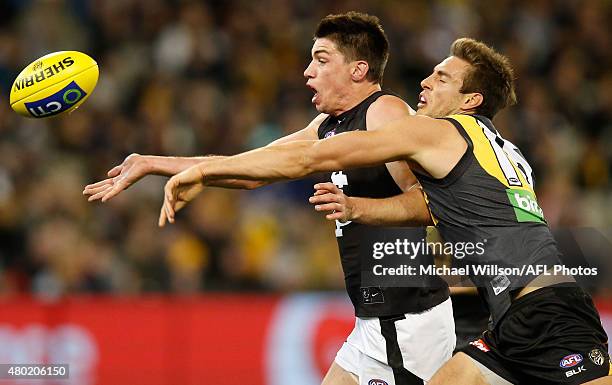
267, 113, 325, 146
308, 123, 412, 172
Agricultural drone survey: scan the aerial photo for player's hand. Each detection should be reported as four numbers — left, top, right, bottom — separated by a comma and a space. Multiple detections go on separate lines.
83, 153, 150, 202
159, 165, 205, 227
309, 182, 355, 222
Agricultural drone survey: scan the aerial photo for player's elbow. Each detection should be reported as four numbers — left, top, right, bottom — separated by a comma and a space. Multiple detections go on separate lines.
301, 141, 342, 174
295, 141, 326, 177
298, 149, 316, 177
244, 180, 267, 190
408, 213, 434, 227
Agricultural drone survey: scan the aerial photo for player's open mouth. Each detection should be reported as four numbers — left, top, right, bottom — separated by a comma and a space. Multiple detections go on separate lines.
417, 93, 427, 108
307, 84, 319, 104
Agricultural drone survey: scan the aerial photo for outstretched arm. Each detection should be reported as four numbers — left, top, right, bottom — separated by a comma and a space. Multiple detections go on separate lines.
159, 115, 465, 226
160, 115, 429, 226
195, 115, 429, 183
157, 125, 409, 226
83, 114, 326, 201
83, 154, 266, 202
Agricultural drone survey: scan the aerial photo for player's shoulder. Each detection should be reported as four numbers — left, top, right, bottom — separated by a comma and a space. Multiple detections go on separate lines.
366, 94, 415, 130
308, 113, 329, 128
304, 113, 330, 134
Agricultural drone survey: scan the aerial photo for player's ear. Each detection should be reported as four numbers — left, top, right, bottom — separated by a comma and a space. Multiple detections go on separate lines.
351, 60, 369, 82
462, 92, 483, 111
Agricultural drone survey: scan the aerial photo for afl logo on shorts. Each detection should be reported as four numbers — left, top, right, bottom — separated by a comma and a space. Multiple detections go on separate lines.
588, 349, 605, 366
368, 380, 388, 385
560, 353, 583, 368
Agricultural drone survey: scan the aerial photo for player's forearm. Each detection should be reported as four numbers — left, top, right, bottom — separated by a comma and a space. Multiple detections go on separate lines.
196, 141, 321, 182
208, 178, 268, 190
143, 155, 219, 176
144, 155, 267, 189
197, 129, 410, 183
350, 189, 433, 226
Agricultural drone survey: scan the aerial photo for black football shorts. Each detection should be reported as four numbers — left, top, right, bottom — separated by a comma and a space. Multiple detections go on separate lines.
462, 283, 611, 384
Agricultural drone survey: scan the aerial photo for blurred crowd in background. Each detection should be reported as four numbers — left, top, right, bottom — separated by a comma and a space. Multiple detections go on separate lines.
0, 0, 610, 296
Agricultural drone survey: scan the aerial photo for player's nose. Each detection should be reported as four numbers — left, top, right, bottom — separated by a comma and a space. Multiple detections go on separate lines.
304, 61, 315, 78
420, 74, 433, 90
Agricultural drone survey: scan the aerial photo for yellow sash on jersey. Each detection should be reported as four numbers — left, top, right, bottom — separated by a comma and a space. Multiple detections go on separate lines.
447, 114, 545, 224
448, 114, 533, 193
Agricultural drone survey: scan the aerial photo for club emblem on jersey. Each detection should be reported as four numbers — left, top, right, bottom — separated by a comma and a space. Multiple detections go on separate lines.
560, 354, 583, 368
368, 379, 388, 385
589, 349, 605, 366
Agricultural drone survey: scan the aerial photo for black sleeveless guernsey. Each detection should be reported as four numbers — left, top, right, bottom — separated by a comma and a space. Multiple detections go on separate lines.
317, 91, 449, 317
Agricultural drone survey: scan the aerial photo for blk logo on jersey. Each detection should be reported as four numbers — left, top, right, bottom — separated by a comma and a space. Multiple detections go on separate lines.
560, 354, 583, 368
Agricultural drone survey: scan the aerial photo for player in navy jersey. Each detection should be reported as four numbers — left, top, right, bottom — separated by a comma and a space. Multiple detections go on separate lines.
160, 38, 611, 384
85, 12, 455, 385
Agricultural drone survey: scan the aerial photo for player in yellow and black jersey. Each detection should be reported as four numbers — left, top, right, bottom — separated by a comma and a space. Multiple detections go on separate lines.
418, 112, 562, 326
161, 38, 611, 384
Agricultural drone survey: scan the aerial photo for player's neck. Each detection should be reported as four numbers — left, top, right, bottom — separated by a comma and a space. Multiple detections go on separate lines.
331, 83, 381, 117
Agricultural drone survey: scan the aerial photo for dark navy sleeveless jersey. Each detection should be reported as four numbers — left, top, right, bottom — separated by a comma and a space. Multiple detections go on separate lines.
317, 90, 449, 317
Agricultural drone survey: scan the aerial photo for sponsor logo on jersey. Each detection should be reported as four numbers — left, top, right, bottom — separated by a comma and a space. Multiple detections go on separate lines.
469, 338, 490, 353
565, 365, 586, 378
506, 188, 545, 223
25, 80, 86, 118
560, 353, 583, 368
589, 349, 605, 366
368, 379, 388, 385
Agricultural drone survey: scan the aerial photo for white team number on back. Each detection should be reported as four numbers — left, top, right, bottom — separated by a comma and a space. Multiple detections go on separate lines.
478, 120, 534, 189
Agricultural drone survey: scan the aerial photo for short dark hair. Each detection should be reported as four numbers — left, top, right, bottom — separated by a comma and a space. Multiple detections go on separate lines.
451, 38, 517, 118
314, 12, 389, 84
